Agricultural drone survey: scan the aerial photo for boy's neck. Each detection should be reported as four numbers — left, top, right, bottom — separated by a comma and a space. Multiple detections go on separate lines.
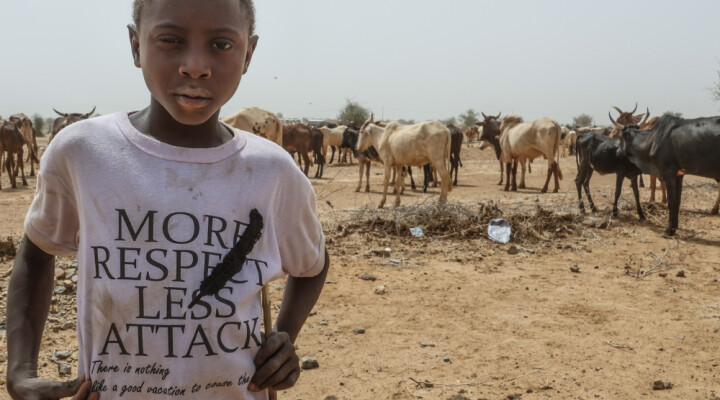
129, 99, 232, 148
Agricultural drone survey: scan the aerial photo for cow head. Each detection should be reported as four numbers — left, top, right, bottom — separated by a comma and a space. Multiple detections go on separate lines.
477, 112, 502, 142
51, 106, 96, 140
611, 111, 649, 159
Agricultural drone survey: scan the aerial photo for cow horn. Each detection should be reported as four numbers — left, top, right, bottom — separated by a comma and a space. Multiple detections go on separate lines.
612, 106, 623, 114
54, 108, 68, 117
495, 112, 501, 119
481, 112, 488, 119
608, 112, 624, 130
637, 108, 650, 127
630, 102, 637, 115
82, 106, 96, 118
370, 113, 374, 123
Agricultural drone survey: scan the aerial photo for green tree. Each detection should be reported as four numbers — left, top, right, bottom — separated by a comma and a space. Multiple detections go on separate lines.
337, 99, 370, 128
711, 70, 720, 105
458, 109, 479, 127
32, 113, 45, 133
572, 113, 594, 127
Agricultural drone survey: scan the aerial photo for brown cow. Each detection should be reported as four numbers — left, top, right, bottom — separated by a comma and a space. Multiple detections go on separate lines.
9, 114, 39, 176
50, 106, 95, 143
222, 107, 283, 146
464, 125, 480, 145
310, 127, 326, 178
282, 124, 313, 177
0, 119, 28, 189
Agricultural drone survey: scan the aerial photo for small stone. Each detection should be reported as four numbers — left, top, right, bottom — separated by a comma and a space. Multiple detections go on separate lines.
54, 286, 67, 294
570, 266, 580, 273
57, 362, 72, 376
71, 275, 78, 283
360, 273, 377, 281
324, 396, 338, 400
507, 394, 522, 400
659, 273, 667, 277
443, 356, 451, 362
54, 350, 72, 360
63, 280, 74, 289
389, 258, 401, 264
271, 284, 284, 290
419, 342, 435, 347
374, 285, 386, 295
55, 268, 65, 280
675, 269, 685, 278
61, 322, 76, 330
507, 245, 520, 255
652, 380, 672, 390
352, 327, 365, 334
372, 248, 391, 257
301, 357, 319, 370
525, 248, 535, 254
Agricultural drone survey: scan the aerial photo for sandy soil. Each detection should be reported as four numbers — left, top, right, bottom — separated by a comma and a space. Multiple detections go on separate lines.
1, 137, 720, 400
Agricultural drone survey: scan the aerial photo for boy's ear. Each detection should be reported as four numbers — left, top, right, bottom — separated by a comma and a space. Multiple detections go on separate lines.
243, 35, 260, 75
127, 24, 141, 68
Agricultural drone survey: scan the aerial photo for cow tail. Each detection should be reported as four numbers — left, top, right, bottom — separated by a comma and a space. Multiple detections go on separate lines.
445, 131, 452, 193
553, 121, 563, 180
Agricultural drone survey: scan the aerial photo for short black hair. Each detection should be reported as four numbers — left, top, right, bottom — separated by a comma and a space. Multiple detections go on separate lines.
132, 0, 256, 35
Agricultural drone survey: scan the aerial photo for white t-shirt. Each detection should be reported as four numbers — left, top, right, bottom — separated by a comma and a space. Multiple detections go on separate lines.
25, 112, 326, 399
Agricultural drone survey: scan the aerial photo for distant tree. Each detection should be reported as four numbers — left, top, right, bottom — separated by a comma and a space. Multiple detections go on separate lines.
573, 113, 594, 127
458, 109, 479, 127
32, 113, 45, 135
439, 116, 457, 126
45, 117, 55, 134
338, 99, 370, 128
663, 111, 682, 118
276, 112, 283, 119
711, 70, 720, 105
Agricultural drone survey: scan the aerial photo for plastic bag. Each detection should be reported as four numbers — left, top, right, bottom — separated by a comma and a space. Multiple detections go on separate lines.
410, 227, 424, 238
488, 218, 511, 244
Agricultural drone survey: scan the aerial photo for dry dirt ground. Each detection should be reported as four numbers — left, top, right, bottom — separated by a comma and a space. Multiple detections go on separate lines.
1, 138, 720, 400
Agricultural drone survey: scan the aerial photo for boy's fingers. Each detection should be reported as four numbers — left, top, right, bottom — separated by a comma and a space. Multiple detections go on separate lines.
251, 340, 298, 390
71, 380, 94, 400
259, 358, 301, 391
253, 332, 291, 366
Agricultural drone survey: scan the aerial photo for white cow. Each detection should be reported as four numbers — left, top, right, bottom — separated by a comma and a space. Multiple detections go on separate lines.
222, 107, 283, 146
317, 125, 347, 164
357, 116, 452, 208
499, 115, 563, 193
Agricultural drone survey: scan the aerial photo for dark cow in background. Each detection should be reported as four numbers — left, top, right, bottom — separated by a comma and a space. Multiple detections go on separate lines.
0, 119, 28, 189
574, 132, 645, 220
446, 124, 464, 186
476, 112, 503, 184
615, 114, 720, 236
339, 127, 359, 164
282, 124, 313, 177
310, 127, 326, 178
355, 146, 382, 193
9, 114, 39, 176
50, 106, 95, 143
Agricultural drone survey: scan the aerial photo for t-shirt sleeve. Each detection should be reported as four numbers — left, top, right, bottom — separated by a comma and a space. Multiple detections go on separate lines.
24, 140, 80, 256
275, 166, 326, 278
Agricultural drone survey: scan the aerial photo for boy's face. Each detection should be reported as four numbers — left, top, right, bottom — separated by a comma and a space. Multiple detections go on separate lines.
129, 0, 258, 126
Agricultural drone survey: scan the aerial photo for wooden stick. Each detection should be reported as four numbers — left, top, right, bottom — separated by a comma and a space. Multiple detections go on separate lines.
261, 285, 278, 400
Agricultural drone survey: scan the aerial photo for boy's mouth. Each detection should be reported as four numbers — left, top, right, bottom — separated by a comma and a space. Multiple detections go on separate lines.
174, 90, 213, 108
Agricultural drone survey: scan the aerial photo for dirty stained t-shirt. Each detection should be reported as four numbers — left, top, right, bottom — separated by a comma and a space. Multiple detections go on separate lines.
25, 112, 326, 399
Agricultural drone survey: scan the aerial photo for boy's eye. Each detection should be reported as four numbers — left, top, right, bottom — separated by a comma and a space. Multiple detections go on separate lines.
157, 36, 183, 45
213, 40, 234, 50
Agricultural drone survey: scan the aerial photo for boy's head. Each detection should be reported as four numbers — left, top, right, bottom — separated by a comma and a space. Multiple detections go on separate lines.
128, 0, 258, 126
132, 0, 255, 36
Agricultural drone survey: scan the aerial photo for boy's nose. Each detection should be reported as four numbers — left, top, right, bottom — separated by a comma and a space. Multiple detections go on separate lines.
179, 52, 211, 79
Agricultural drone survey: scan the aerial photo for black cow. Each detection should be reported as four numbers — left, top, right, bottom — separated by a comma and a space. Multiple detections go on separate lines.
615, 114, 720, 236
446, 124, 464, 186
310, 127, 326, 178
575, 132, 644, 220
340, 127, 358, 163
477, 112, 503, 184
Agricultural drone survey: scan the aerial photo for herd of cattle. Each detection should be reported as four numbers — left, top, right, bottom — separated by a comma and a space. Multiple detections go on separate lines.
2, 104, 719, 236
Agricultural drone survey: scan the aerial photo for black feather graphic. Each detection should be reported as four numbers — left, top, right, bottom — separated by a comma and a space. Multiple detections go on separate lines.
188, 208, 264, 308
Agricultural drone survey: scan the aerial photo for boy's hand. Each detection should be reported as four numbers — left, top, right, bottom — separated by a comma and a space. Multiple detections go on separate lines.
8, 374, 98, 400
248, 331, 300, 392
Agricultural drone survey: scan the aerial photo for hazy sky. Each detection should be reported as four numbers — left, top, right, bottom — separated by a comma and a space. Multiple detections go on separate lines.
3, 0, 720, 125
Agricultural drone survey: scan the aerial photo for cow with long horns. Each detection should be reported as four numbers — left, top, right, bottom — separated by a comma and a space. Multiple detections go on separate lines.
49, 106, 96, 143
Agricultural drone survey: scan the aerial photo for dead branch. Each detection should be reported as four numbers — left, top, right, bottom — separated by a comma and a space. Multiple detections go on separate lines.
605, 340, 635, 352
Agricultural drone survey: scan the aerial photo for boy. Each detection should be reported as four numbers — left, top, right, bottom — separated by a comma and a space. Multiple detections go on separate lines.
6, 0, 329, 399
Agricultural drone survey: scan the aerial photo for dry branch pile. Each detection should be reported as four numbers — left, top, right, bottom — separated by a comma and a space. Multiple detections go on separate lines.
328, 202, 585, 243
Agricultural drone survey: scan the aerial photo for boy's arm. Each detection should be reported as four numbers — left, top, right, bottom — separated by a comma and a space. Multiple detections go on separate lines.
249, 248, 330, 392
6, 235, 84, 399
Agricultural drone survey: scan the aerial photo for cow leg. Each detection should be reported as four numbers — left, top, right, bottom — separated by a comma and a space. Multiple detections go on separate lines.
649, 175, 656, 203
432, 167, 438, 187
5, 152, 16, 189
518, 159, 526, 189
407, 166, 416, 192
663, 173, 683, 236
611, 173, 624, 218
434, 162, 451, 205
712, 181, 720, 215
510, 160, 518, 191
503, 162, 511, 191
301, 151, 311, 177
498, 160, 504, 185
575, 166, 587, 214
18, 149, 27, 186
356, 157, 365, 192
394, 165, 403, 206
423, 164, 432, 193
364, 163, 371, 192
630, 176, 645, 220
661, 180, 667, 203
584, 169, 596, 212
541, 160, 553, 193
639, 174, 645, 188
379, 164, 392, 208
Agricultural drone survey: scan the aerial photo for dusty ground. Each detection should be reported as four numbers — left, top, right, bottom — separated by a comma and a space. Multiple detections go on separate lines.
1, 137, 720, 400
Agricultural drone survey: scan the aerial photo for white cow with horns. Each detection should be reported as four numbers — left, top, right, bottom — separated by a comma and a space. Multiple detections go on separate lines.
356, 115, 452, 208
